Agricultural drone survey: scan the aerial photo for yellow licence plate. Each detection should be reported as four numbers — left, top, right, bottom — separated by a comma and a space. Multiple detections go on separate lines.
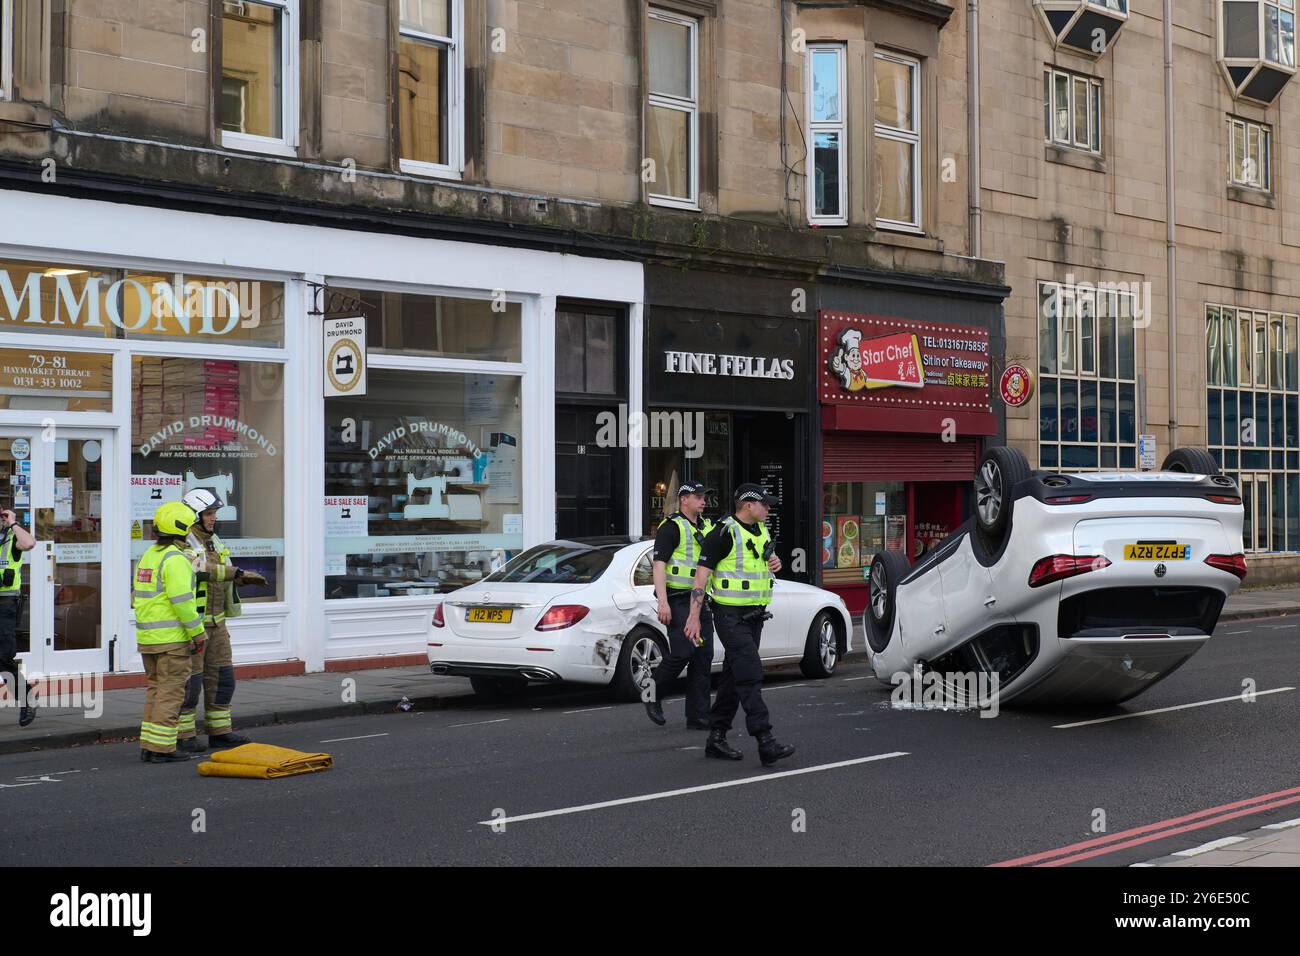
1123, 543, 1190, 561
466, 607, 512, 623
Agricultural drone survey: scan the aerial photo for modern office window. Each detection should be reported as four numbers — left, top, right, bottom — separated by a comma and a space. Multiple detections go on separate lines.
1038, 281, 1139, 470
1044, 68, 1102, 153
398, 0, 463, 177
0, 0, 12, 102
1229, 117, 1272, 189
873, 50, 921, 231
646, 8, 698, 208
1206, 303, 1300, 552
1222, 1, 1296, 65
220, 0, 298, 156
808, 45, 847, 225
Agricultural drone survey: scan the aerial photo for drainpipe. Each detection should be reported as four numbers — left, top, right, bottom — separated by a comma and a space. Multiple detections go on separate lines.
967, 0, 981, 258
1163, 0, 1178, 450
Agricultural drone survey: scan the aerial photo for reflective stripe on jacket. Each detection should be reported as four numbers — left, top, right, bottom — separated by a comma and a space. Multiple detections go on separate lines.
133, 543, 204, 644
187, 530, 233, 625
0, 531, 22, 594
707, 516, 773, 606
660, 514, 715, 589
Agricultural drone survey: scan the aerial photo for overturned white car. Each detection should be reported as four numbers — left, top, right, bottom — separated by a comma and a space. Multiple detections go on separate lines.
864, 447, 1247, 706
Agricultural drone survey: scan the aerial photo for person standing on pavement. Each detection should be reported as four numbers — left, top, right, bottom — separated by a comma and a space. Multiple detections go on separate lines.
176, 488, 266, 752
0, 508, 37, 727
644, 482, 715, 730
684, 483, 795, 766
134, 501, 206, 763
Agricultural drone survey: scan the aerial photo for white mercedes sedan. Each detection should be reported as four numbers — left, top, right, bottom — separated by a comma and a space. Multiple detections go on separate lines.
428, 537, 854, 701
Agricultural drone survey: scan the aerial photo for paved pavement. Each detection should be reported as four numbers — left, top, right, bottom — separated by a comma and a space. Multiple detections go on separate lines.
1139, 818, 1300, 867
2, 615, 1296, 866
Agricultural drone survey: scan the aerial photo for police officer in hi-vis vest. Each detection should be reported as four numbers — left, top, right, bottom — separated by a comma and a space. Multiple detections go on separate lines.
684, 483, 796, 766
175, 488, 266, 753
644, 481, 715, 730
133, 501, 206, 763
0, 507, 37, 727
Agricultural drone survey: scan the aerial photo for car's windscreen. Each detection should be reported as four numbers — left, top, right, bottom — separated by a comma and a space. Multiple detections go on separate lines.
483, 544, 615, 585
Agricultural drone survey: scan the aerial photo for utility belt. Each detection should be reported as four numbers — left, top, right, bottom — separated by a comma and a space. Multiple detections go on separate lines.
710, 601, 772, 624
0, 592, 17, 604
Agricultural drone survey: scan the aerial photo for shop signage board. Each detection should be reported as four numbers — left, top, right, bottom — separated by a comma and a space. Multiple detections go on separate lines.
1138, 434, 1157, 471
323, 316, 367, 398
130, 474, 185, 519
324, 496, 369, 536
999, 364, 1035, 407
0, 349, 113, 412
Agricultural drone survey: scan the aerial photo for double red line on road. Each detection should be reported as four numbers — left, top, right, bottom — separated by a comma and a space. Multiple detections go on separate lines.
989, 785, 1300, 867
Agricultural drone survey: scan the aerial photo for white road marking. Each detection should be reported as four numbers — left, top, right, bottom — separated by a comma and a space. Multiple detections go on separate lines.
1262, 817, 1300, 830
677, 746, 703, 751
1222, 630, 1250, 635
476, 752, 909, 826
1053, 687, 1296, 729
319, 733, 389, 743
1128, 863, 1155, 867
1174, 836, 1249, 857
450, 718, 510, 729
764, 683, 809, 692
1265, 625, 1295, 630
843, 676, 871, 682
563, 706, 612, 715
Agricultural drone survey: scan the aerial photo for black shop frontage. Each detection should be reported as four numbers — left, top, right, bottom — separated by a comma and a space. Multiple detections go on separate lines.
642, 266, 816, 584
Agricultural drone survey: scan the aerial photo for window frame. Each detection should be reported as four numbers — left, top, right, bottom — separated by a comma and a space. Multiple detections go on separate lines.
219, 0, 300, 158
872, 49, 922, 233
1044, 67, 1103, 154
807, 43, 848, 227
0, 0, 12, 103
1264, 0, 1297, 68
396, 0, 465, 180
1229, 116, 1272, 190
646, 7, 700, 211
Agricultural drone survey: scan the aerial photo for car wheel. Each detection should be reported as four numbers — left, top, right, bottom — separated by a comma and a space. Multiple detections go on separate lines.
469, 676, 529, 702
613, 628, 667, 702
799, 611, 839, 679
974, 446, 1031, 543
865, 550, 910, 653
1161, 447, 1219, 475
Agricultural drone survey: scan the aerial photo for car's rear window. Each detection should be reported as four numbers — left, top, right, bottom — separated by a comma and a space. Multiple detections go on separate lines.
483, 544, 615, 584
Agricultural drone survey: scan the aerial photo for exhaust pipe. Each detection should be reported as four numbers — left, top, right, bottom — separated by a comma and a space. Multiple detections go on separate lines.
430, 663, 450, 675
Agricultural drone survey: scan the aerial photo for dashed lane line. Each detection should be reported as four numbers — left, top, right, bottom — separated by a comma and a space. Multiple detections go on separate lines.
320, 733, 390, 743
1053, 687, 1295, 729
449, 718, 511, 729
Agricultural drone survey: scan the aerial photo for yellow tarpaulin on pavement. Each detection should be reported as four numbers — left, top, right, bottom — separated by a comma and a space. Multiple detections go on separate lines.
197, 743, 333, 779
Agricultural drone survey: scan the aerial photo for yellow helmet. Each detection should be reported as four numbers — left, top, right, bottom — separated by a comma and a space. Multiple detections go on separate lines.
153, 501, 198, 537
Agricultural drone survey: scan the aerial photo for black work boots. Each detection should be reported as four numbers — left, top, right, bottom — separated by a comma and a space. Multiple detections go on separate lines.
705, 728, 743, 760
756, 731, 795, 767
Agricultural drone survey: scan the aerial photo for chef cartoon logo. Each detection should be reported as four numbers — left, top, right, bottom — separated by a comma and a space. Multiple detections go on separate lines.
828, 327, 869, 392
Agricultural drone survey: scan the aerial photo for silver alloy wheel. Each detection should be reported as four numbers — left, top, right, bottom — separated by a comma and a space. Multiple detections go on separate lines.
976, 460, 1002, 525
869, 562, 888, 621
819, 617, 837, 671
631, 635, 663, 688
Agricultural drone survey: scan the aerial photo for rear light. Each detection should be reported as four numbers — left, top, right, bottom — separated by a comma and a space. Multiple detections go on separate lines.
536, 605, 590, 631
1205, 494, 1242, 505
1045, 494, 1094, 505
431, 603, 446, 628
1204, 553, 1248, 580
1028, 554, 1111, 588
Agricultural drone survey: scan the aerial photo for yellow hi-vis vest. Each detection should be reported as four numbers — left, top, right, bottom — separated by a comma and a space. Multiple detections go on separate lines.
133, 543, 204, 645
0, 529, 22, 594
660, 513, 715, 589
708, 516, 773, 606
187, 529, 234, 625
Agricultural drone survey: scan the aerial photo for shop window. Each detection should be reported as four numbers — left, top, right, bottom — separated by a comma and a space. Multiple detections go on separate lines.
1218, 1, 1296, 103
555, 309, 621, 396
0, 0, 12, 102
324, 368, 524, 598
330, 287, 520, 362
1044, 68, 1102, 154
873, 50, 921, 231
808, 44, 847, 225
1037, 280, 1138, 470
1205, 303, 1300, 551
398, 0, 463, 178
1033, 1, 1128, 58
0, 258, 286, 348
130, 356, 285, 601
1229, 117, 1272, 191
646, 8, 699, 208
821, 482, 906, 583
220, 0, 298, 157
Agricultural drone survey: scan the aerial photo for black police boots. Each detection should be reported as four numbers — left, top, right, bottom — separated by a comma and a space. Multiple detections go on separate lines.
705, 728, 743, 761
177, 736, 207, 754
644, 698, 666, 726
757, 731, 795, 767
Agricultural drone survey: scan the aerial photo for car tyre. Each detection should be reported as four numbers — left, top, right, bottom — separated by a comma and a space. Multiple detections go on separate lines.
974, 446, 1031, 544
469, 676, 529, 702
613, 628, 668, 702
799, 611, 839, 679
1161, 447, 1219, 475
865, 550, 910, 653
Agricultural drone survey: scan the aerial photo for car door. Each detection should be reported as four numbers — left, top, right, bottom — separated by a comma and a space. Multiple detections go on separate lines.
758, 578, 798, 661
937, 532, 1015, 647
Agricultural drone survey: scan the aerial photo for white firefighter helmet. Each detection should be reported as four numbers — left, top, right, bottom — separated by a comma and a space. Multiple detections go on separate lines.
182, 487, 224, 515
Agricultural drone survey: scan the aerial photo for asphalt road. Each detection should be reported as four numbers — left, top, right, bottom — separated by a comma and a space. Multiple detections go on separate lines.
7, 616, 1298, 867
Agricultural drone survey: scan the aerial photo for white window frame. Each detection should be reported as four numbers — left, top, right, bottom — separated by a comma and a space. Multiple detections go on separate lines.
397, 0, 465, 180
220, 0, 299, 159
807, 44, 847, 226
1044, 67, 1102, 153
0, 0, 12, 102
873, 49, 922, 233
1229, 116, 1272, 189
1264, 0, 1297, 67
647, 8, 699, 210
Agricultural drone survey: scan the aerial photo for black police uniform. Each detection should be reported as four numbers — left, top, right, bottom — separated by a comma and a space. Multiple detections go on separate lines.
649, 514, 714, 724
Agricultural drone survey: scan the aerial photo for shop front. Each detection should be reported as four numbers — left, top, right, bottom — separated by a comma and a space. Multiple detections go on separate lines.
642, 267, 815, 582
817, 308, 1001, 613
1, 189, 642, 676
